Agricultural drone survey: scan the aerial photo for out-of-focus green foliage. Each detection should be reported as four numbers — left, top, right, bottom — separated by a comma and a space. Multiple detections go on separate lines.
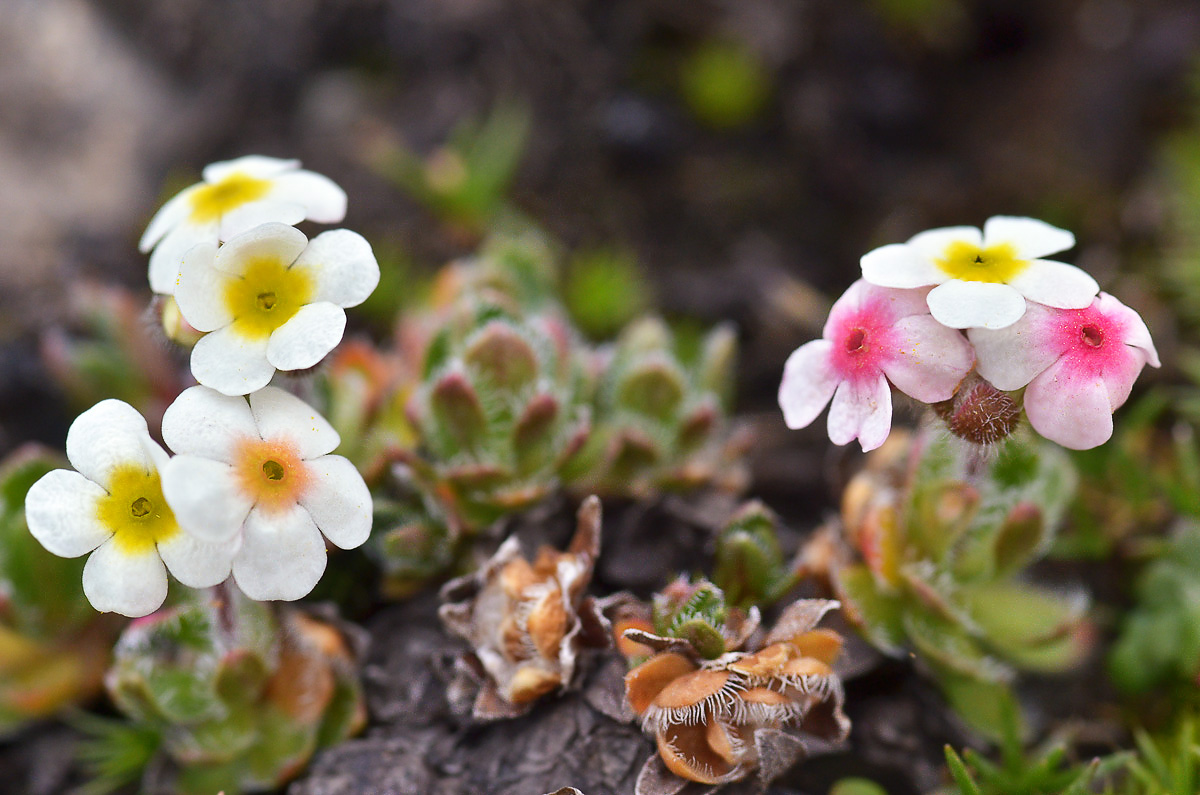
940, 700, 1128, 795
374, 101, 531, 233
563, 246, 651, 341
713, 501, 798, 610
829, 779, 887, 795
679, 40, 771, 129
1114, 716, 1200, 795
41, 282, 184, 422
1064, 394, 1199, 559
1109, 523, 1200, 694
92, 591, 365, 795
0, 445, 119, 737
828, 426, 1089, 741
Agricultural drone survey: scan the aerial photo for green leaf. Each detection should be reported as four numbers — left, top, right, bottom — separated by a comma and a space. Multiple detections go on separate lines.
833, 565, 906, 654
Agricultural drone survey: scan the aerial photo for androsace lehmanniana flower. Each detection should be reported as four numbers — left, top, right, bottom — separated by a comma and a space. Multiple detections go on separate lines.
969, 292, 1160, 450
174, 221, 380, 396
860, 215, 1098, 330
141, 155, 347, 295
777, 279, 974, 452
159, 385, 372, 601
24, 400, 234, 617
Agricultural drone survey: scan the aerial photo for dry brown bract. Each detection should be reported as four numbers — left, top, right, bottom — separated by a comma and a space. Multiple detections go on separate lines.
439, 496, 605, 720
623, 599, 851, 795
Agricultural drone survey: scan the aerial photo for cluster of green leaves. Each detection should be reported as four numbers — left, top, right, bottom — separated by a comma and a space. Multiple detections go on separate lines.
713, 500, 798, 610
942, 713, 1200, 795
834, 427, 1087, 740
90, 591, 364, 795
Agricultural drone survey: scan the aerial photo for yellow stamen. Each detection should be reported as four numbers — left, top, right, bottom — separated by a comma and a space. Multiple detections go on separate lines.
189, 172, 272, 223
223, 257, 315, 339
95, 464, 178, 555
233, 437, 310, 513
935, 241, 1029, 283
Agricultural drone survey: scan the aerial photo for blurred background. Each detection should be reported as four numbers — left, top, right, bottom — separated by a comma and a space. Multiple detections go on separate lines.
1, 0, 1198, 463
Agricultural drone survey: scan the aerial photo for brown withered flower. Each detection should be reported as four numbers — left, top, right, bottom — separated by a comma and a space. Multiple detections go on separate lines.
439, 496, 605, 720
622, 599, 850, 794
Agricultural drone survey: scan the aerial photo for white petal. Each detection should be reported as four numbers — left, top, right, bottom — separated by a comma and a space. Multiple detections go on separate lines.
25, 470, 110, 557
140, 184, 203, 253
148, 221, 218, 295
778, 339, 839, 430
162, 385, 259, 461
160, 454, 253, 542
1024, 358, 1113, 450
268, 171, 347, 223
1007, 259, 1098, 310
290, 229, 380, 307
926, 280, 1027, 330
860, 244, 943, 289
968, 302, 1062, 390
190, 326, 275, 397
248, 387, 340, 458
880, 314, 974, 402
982, 216, 1075, 259
1097, 292, 1161, 368
266, 303, 346, 371
203, 156, 299, 183
906, 226, 982, 260
219, 200, 307, 243
212, 222, 309, 277
232, 505, 326, 601
157, 530, 236, 588
82, 539, 168, 617
66, 400, 155, 486
827, 374, 893, 452
174, 242, 234, 332
299, 455, 371, 549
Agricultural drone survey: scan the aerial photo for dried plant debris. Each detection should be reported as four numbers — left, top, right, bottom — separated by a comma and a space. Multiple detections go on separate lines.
439, 496, 607, 719
618, 587, 850, 793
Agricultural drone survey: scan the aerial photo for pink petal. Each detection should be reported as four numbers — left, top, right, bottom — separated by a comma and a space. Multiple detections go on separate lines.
880, 315, 974, 403
1024, 357, 1114, 450
1096, 292, 1160, 368
827, 373, 892, 452
968, 302, 1063, 391
778, 339, 839, 430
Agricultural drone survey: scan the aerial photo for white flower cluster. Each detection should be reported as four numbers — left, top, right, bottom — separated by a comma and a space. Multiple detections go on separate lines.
26, 157, 377, 616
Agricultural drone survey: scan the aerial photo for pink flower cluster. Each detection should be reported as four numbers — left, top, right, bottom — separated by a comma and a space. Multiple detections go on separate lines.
779, 218, 1159, 451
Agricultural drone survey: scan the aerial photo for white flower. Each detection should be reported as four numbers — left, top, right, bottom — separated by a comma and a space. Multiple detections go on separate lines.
174, 221, 380, 396
24, 400, 234, 617
140, 155, 347, 295
860, 216, 1098, 330
159, 385, 372, 602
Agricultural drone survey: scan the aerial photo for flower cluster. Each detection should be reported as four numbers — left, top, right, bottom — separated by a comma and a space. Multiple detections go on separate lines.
25, 157, 377, 616
779, 216, 1159, 451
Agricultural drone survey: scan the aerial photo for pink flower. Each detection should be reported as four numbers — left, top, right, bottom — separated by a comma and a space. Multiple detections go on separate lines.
778, 280, 975, 451
969, 293, 1160, 450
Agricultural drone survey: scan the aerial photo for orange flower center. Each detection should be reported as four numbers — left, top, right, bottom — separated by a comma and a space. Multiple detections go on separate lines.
232, 436, 311, 513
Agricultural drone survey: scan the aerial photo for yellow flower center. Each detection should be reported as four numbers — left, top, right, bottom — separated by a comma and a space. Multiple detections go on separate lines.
935, 241, 1030, 283
223, 257, 315, 339
233, 437, 310, 514
189, 172, 272, 223
95, 464, 179, 555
